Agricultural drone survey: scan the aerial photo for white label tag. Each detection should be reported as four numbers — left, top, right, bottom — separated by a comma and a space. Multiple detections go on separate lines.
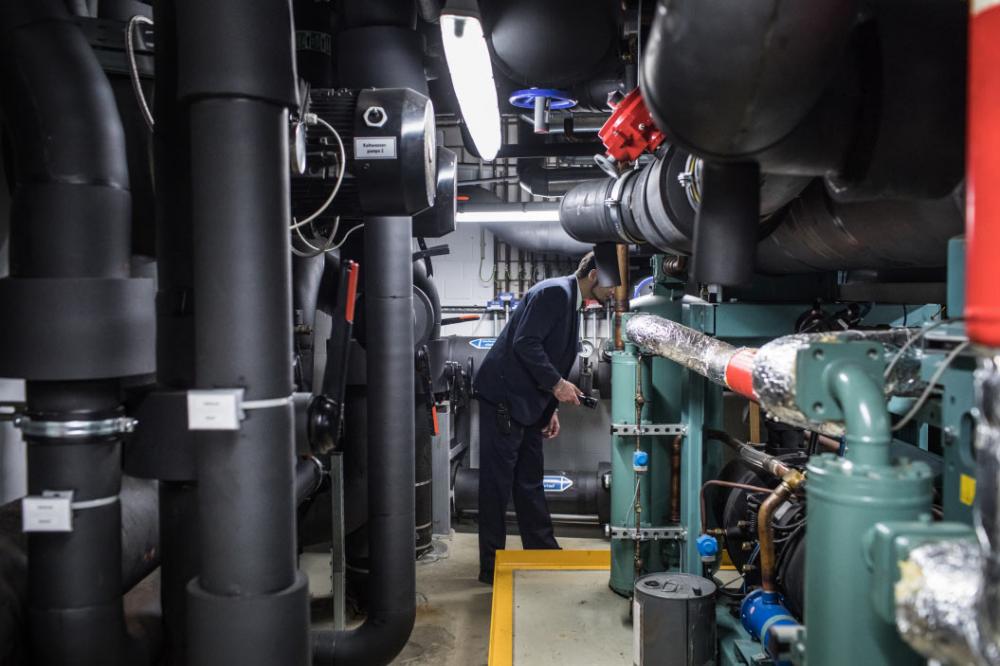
354, 136, 397, 159
187, 390, 243, 430
23, 493, 73, 532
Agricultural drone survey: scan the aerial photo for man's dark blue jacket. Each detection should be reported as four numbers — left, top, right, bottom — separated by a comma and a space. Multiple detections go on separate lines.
475, 276, 580, 426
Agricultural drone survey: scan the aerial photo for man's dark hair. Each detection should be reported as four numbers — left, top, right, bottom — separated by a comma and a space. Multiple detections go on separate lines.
574, 252, 596, 280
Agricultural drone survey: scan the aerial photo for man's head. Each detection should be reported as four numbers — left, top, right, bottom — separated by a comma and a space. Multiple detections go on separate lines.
575, 252, 614, 304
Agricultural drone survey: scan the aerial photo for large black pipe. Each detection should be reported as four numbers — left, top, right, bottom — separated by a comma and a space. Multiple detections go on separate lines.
0, 2, 154, 664
560, 153, 961, 274
0, 476, 160, 664
640, 0, 858, 162
313, 217, 417, 665
177, 1, 309, 664
149, 2, 200, 662
453, 467, 609, 523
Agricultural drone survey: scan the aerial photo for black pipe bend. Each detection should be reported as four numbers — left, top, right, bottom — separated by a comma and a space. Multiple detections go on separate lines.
641, 0, 858, 161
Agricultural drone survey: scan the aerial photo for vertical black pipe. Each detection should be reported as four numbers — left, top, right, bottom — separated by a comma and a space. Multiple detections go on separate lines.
177, 2, 308, 663
0, 1, 145, 663
150, 2, 199, 662
314, 217, 416, 665
690, 161, 761, 287
189, 100, 298, 595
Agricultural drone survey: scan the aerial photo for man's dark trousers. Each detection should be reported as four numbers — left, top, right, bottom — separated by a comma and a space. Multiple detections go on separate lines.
478, 400, 558, 579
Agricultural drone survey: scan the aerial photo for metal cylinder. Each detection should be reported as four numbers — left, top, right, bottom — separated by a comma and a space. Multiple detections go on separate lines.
805, 454, 932, 665
633, 573, 717, 666
967, 2, 1000, 347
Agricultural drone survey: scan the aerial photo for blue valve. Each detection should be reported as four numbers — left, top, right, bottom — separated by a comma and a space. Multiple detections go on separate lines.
696, 534, 719, 561
632, 450, 649, 472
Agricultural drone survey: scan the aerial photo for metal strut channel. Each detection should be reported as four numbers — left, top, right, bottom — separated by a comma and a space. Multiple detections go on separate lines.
605, 525, 688, 541
610, 423, 687, 436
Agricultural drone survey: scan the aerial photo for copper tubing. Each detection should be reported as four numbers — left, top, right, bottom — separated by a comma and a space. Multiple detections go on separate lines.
758, 470, 805, 593
613, 243, 629, 350
670, 435, 682, 523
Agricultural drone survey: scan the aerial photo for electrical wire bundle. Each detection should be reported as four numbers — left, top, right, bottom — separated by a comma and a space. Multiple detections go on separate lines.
289, 114, 363, 257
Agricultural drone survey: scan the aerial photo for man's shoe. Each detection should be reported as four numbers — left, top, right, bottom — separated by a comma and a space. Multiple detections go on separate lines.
478, 570, 493, 585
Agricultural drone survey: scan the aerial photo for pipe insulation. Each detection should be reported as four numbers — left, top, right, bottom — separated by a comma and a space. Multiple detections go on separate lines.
625, 314, 921, 437
484, 221, 592, 257
177, 1, 309, 664
312, 217, 417, 665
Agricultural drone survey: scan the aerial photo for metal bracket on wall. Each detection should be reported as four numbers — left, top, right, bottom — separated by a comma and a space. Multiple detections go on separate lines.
610, 423, 686, 437
605, 525, 687, 541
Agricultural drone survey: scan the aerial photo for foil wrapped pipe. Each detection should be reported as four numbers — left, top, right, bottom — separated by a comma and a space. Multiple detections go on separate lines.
895, 539, 983, 666
975, 356, 1000, 664
625, 315, 922, 438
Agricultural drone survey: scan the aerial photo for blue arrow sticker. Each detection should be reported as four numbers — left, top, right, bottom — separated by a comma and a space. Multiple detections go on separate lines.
543, 475, 574, 493
469, 338, 496, 350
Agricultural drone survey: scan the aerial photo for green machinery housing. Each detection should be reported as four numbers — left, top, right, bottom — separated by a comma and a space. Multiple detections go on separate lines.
609, 241, 978, 665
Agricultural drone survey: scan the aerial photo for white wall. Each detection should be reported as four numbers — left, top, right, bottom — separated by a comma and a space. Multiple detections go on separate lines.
423, 225, 498, 337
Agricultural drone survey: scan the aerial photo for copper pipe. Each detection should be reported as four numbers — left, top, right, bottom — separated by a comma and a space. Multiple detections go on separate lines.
670, 435, 683, 523
613, 243, 629, 350
758, 470, 805, 593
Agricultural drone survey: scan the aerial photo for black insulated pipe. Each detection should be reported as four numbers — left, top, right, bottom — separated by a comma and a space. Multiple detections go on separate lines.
0, 2, 155, 664
313, 217, 417, 665
691, 162, 760, 287
176, 1, 309, 664
149, 1, 199, 661
640, 0, 858, 162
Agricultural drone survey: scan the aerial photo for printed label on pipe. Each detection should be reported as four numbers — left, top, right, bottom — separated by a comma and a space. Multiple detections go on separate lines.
543, 475, 573, 493
469, 338, 496, 350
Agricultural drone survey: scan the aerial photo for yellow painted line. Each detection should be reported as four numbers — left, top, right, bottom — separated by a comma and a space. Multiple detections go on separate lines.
488, 550, 610, 666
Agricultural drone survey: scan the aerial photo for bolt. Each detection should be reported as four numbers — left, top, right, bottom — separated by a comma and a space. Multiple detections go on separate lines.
637, 123, 646, 131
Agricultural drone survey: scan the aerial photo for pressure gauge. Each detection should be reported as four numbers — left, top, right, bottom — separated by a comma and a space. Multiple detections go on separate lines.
579, 339, 595, 359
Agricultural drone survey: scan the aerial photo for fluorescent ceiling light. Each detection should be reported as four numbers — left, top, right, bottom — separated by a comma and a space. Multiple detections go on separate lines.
456, 210, 561, 223
440, 9, 502, 161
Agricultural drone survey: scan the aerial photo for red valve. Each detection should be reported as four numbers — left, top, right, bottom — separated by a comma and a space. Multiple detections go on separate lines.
598, 88, 666, 163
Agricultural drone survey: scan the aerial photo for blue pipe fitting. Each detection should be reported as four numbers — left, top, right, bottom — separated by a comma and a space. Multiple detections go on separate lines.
740, 589, 799, 664
695, 534, 718, 562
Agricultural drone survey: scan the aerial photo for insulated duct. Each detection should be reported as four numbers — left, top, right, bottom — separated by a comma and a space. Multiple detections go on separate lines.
485, 221, 591, 257
624, 314, 921, 437
560, 154, 961, 273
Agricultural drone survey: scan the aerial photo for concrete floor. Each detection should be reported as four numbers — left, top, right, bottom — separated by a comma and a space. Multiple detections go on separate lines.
305, 532, 619, 665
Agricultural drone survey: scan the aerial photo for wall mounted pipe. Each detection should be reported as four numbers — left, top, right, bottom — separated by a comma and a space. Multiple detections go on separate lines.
484, 221, 592, 257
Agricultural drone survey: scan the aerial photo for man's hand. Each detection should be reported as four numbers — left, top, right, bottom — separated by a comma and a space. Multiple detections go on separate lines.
542, 411, 561, 439
552, 378, 581, 405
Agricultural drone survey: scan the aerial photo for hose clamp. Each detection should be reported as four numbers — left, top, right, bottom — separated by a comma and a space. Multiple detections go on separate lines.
604, 168, 643, 244
14, 415, 137, 439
